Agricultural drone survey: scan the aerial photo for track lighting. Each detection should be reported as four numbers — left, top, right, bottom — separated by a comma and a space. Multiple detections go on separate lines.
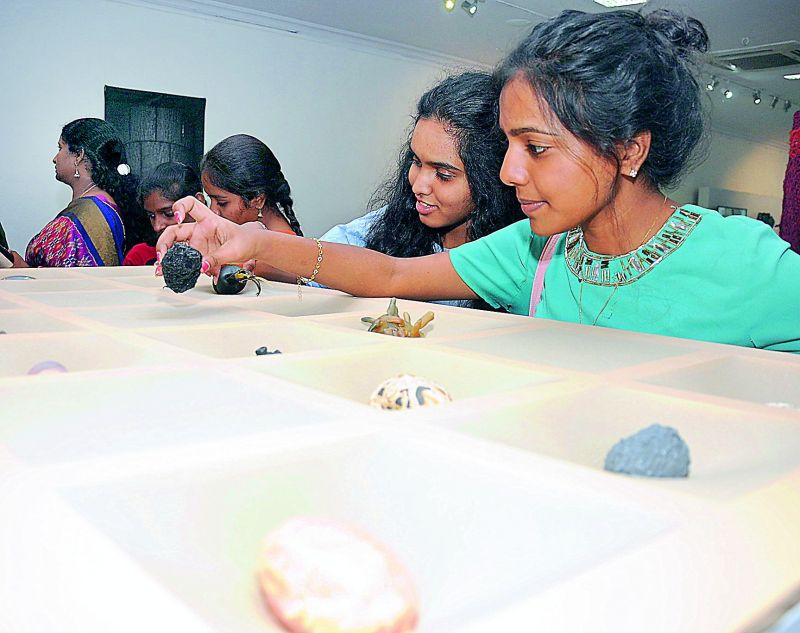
462, 0, 478, 16
703, 75, 791, 114
443, 0, 456, 11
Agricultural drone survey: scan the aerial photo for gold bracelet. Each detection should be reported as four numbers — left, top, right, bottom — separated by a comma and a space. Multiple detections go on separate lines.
297, 238, 323, 286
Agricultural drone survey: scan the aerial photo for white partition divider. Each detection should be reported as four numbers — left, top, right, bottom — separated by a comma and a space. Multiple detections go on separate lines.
1, 267, 799, 633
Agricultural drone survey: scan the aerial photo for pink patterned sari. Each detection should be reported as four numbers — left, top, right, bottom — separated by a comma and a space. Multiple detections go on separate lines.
25, 195, 125, 267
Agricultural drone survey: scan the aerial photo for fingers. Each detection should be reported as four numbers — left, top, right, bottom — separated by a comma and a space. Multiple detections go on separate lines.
172, 195, 215, 224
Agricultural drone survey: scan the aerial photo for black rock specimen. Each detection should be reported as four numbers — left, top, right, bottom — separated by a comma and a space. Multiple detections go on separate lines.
162, 243, 202, 293
255, 346, 282, 356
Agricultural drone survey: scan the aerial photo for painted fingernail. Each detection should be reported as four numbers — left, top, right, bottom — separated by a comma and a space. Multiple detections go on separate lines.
154, 264, 162, 276
156, 251, 162, 263
201, 260, 210, 274
175, 212, 183, 224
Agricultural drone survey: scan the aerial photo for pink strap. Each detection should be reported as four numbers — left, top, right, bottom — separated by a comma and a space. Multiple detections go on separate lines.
528, 233, 564, 317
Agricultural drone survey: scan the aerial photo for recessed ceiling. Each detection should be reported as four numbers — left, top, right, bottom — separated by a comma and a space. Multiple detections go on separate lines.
153, 0, 800, 146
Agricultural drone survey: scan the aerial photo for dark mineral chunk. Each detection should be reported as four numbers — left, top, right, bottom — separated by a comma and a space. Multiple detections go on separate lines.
255, 346, 282, 356
162, 243, 202, 293
604, 424, 690, 478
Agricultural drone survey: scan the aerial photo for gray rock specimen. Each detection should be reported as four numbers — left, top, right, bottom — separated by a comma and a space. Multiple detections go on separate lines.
604, 424, 690, 478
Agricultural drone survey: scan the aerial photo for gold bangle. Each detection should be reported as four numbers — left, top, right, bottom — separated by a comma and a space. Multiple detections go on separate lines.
297, 238, 323, 286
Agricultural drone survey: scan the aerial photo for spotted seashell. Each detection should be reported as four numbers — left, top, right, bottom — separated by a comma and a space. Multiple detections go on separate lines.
369, 374, 453, 410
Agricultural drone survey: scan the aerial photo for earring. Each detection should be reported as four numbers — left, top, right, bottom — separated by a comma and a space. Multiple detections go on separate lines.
257, 209, 263, 220
629, 168, 638, 178
74, 162, 80, 178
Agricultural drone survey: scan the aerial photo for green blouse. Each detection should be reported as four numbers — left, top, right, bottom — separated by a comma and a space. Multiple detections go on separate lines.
449, 205, 800, 353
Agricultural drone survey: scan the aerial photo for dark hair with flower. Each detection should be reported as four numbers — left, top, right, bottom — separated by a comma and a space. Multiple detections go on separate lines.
60, 118, 145, 249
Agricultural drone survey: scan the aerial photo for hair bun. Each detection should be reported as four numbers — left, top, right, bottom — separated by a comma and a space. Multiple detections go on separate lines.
646, 9, 709, 56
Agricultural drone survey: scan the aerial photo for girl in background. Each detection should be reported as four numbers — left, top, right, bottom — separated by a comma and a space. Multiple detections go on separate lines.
124, 162, 203, 266
320, 71, 521, 307
200, 134, 302, 236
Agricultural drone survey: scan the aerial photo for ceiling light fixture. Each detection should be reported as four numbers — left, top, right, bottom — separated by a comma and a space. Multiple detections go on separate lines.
770, 96, 780, 109
443, 0, 456, 12
706, 76, 718, 91
784, 73, 800, 80
753, 90, 762, 105
593, 0, 647, 7
723, 87, 733, 99
785, 100, 793, 112
461, 0, 478, 16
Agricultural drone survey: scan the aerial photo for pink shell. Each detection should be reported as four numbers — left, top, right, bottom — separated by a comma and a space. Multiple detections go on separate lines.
258, 517, 419, 633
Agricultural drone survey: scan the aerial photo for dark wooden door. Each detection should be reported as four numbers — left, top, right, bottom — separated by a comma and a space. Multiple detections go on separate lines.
105, 86, 206, 179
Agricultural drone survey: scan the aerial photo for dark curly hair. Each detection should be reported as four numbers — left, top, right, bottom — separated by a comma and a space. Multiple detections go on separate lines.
495, 9, 709, 191
364, 71, 521, 257
61, 118, 145, 251
200, 134, 303, 236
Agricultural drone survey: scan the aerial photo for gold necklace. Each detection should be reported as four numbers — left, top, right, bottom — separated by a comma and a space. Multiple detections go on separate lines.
577, 196, 671, 325
77, 183, 97, 197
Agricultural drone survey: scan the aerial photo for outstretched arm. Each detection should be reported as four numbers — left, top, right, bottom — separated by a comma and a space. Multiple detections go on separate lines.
156, 196, 478, 302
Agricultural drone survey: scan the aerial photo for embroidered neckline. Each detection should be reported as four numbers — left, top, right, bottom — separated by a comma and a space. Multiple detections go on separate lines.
565, 206, 703, 286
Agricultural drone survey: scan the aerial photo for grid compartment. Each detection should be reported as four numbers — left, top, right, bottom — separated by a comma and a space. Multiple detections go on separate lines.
0, 331, 174, 376
641, 356, 800, 409
246, 294, 399, 317
0, 278, 117, 293
0, 309, 80, 334
243, 345, 560, 407
138, 320, 386, 358
306, 299, 527, 339
443, 322, 694, 372
69, 303, 267, 328
434, 386, 800, 499
19, 289, 185, 308
61, 434, 676, 632
0, 366, 341, 465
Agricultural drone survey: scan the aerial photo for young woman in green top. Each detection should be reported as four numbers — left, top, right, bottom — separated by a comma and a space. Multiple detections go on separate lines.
157, 9, 800, 353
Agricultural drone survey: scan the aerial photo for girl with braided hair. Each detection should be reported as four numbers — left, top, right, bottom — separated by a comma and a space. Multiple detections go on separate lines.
25, 118, 142, 267
200, 134, 302, 237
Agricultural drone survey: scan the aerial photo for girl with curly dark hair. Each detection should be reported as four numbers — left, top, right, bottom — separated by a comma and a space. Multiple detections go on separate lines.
320, 71, 521, 308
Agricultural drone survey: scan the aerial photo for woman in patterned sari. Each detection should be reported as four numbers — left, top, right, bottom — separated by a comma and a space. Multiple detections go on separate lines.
25, 118, 140, 267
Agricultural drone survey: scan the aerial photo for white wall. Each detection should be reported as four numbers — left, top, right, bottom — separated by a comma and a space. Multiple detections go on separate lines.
671, 129, 789, 223
0, 1, 792, 252
0, 0, 461, 250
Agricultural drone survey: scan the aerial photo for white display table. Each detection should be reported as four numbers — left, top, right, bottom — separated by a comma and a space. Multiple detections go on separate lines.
1, 267, 798, 633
